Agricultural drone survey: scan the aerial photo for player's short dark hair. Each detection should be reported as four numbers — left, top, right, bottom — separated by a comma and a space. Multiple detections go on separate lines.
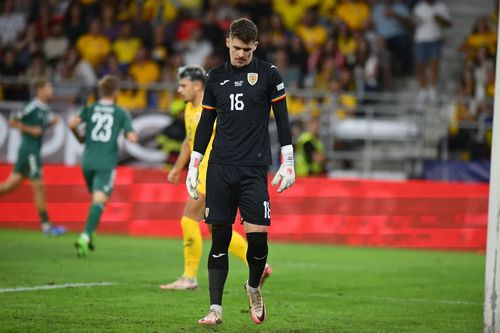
32, 78, 49, 91
99, 75, 119, 97
229, 18, 258, 43
177, 66, 206, 84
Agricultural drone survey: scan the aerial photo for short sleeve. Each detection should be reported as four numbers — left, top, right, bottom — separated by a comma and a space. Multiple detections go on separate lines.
269, 65, 286, 103
14, 102, 35, 121
201, 72, 216, 111
122, 110, 134, 133
436, 3, 451, 20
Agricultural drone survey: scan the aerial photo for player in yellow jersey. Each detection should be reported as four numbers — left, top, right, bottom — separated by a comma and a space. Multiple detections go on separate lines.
160, 66, 271, 290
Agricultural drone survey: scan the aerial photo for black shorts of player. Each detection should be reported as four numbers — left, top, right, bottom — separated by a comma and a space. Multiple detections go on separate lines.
205, 163, 271, 226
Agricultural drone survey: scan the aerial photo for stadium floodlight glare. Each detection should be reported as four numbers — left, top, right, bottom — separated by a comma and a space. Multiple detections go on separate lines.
483, 6, 500, 333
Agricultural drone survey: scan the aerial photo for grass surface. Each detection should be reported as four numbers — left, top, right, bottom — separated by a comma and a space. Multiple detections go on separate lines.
0, 229, 484, 333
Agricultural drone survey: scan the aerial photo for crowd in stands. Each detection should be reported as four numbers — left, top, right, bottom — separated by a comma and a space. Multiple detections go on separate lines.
442, 1, 498, 161
0, 0, 437, 111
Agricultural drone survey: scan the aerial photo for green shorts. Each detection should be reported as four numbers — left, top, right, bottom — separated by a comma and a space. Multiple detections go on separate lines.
83, 168, 116, 196
14, 149, 42, 179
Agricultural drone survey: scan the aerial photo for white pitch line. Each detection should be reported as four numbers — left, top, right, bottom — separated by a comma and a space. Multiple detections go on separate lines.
0, 282, 115, 293
268, 291, 480, 306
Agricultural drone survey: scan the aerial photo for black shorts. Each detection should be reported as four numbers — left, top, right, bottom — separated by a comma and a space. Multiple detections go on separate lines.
205, 163, 271, 226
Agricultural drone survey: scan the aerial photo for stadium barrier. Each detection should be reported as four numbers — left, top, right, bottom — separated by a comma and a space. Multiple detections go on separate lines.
0, 164, 488, 252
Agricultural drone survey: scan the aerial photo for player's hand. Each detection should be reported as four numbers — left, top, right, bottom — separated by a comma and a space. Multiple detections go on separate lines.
186, 167, 199, 199
186, 151, 204, 200
8, 118, 19, 128
168, 168, 181, 184
272, 145, 295, 193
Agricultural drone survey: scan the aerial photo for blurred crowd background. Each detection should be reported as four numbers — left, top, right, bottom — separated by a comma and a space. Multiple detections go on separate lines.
0, 0, 498, 178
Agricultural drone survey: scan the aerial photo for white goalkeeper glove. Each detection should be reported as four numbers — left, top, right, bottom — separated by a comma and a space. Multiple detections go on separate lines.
272, 145, 295, 193
186, 151, 203, 200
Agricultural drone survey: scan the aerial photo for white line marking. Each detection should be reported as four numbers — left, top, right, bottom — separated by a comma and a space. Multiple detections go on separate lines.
0, 282, 115, 293
267, 291, 480, 306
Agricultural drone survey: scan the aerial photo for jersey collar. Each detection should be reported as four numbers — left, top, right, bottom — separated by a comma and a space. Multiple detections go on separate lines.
98, 99, 114, 105
34, 98, 48, 110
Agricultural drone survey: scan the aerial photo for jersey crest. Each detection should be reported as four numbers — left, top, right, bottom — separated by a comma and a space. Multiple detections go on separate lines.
247, 73, 258, 86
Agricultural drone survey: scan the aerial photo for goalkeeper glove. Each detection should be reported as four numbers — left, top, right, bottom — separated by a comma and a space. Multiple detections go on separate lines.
186, 151, 203, 200
272, 145, 295, 193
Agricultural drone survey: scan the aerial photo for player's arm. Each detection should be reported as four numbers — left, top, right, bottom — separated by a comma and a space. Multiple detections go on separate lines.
68, 116, 85, 143
125, 131, 138, 143
168, 138, 191, 184
122, 110, 138, 144
270, 68, 295, 193
49, 115, 59, 127
8, 118, 43, 137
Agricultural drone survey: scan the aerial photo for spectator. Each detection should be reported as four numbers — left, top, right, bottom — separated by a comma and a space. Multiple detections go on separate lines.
63, 1, 87, 45
286, 35, 308, 82
53, 47, 97, 89
116, 74, 147, 110
473, 46, 494, 101
0, 48, 28, 101
296, 8, 329, 53
201, 8, 226, 51
131, 2, 153, 48
336, 21, 357, 62
268, 14, 291, 49
413, 0, 452, 105
76, 18, 111, 68
151, 24, 169, 66
272, 0, 307, 31
129, 46, 160, 85
129, 46, 160, 107
0, 0, 27, 47
100, 2, 120, 41
142, 0, 178, 23
43, 22, 69, 66
274, 49, 301, 88
295, 117, 326, 177
32, 3, 52, 40
112, 22, 142, 71
25, 52, 52, 81
176, 27, 213, 67
98, 53, 123, 78
461, 17, 497, 60
335, 0, 371, 31
314, 56, 337, 91
371, 0, 413, 76
14, 23, 39, 69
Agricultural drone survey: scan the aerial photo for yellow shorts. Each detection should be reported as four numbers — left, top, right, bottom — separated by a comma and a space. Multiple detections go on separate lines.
197, 161, 208, 197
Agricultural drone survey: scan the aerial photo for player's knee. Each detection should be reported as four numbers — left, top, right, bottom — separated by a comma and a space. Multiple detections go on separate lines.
92, 191, 108, 205
30, 179, 45, 192
246, 232, 268, 263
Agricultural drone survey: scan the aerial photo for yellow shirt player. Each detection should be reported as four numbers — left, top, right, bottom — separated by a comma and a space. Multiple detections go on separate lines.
159, 66, 271, 290
184, 98, 213, 196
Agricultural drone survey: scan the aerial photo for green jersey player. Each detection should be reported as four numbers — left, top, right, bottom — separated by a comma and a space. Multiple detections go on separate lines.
69, 75, 138, 257
0, 79, 66, 236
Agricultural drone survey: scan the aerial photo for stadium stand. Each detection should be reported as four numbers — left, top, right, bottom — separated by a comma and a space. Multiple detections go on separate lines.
0, 0, 497, 180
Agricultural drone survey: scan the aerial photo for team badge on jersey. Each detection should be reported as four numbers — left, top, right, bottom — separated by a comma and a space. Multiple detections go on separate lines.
247, 73, 258, 86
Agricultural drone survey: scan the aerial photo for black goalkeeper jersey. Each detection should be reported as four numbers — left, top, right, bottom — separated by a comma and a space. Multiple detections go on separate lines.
201, 57, 286, 166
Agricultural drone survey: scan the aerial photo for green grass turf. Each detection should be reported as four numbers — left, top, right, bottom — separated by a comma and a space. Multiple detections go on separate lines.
0, 229, 484, 333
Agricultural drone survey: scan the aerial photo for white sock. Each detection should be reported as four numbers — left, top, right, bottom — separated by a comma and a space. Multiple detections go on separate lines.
210, 304, 222, 313
247, 284, 260, 293
80, 233, 90, 243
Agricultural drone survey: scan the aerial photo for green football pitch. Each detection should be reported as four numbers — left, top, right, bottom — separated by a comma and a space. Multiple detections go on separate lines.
0, 229, 484, 333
